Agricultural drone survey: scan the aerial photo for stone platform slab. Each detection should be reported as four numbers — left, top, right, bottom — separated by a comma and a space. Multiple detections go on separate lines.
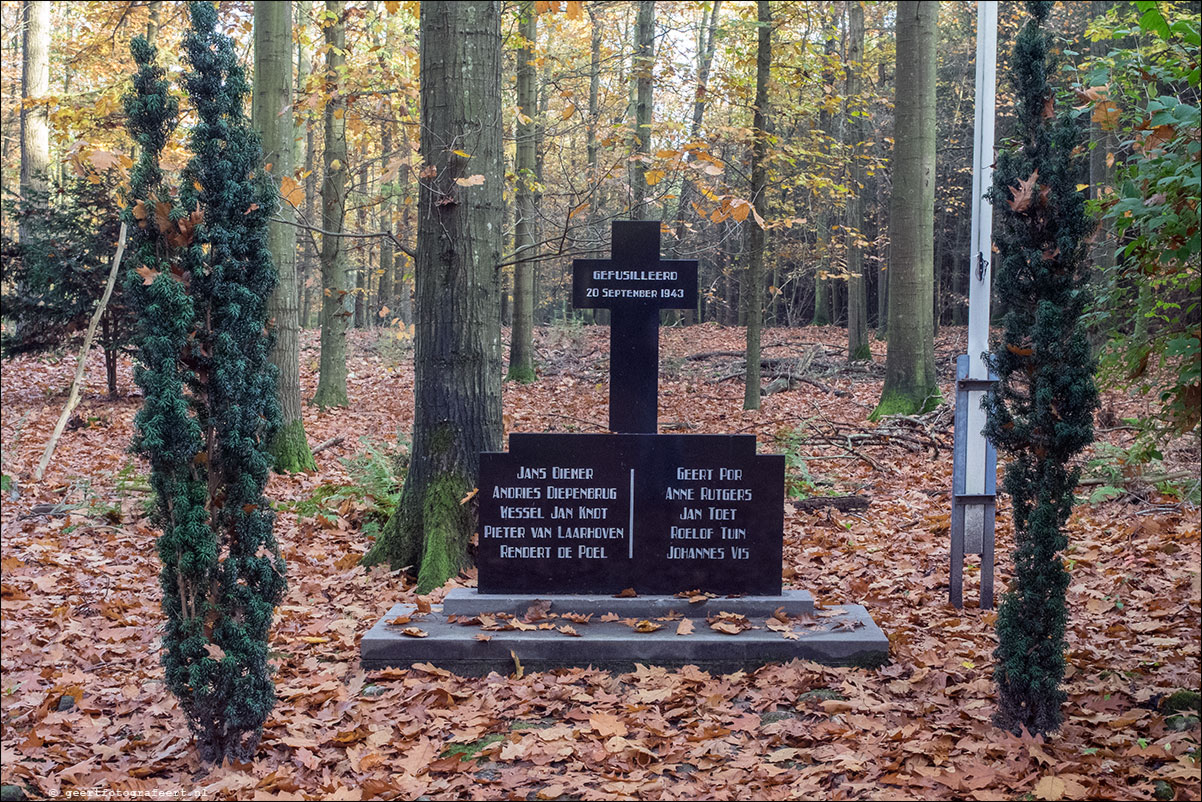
361, 593, 888, 675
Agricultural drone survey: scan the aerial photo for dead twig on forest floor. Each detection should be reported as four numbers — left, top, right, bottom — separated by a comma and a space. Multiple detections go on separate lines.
312, 435, 347, 456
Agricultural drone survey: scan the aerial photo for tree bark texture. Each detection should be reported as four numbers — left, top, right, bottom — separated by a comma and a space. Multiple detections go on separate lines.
373, 3, 396, 319
811, 20, 838, 327
630, 1, 655, 219
1089, 0, 1118, 276
313, 0, 351, 409
672, 1, 722, 272
20, 0, 49, 242
846, 0, 869, 360
508, 1, 537, 384
744, 0, 770, 411
366, 0, 504, 593
875, 0, 939, 417
254, 0, 316, 473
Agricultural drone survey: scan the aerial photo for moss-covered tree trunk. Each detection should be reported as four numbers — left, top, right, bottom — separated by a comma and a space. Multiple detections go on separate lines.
254, 0, 316, 472
364, 0, 503, 593
507, 1, 537, 384
873, 0, 939, 419
743, 0, 770, 411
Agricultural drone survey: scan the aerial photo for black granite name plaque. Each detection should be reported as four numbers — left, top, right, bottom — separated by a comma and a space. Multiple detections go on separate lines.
477, 432, 784, 595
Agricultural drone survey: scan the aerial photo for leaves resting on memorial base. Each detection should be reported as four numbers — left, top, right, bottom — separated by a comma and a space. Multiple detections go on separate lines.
1, 324, 1197, 801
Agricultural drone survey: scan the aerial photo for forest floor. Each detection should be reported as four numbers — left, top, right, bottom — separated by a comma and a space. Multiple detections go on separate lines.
1, 323, 1199, 801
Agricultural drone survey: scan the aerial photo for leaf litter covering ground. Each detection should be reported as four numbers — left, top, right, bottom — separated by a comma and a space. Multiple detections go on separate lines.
1, 324, 1199, 801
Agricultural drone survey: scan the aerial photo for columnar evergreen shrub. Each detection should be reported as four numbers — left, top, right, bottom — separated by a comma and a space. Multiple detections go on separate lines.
983, 1, 1098, 736
124, 1, 285, 762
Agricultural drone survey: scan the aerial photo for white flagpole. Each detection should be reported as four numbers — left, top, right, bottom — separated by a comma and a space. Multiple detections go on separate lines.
951, 0, 999, 608
967, 0, 998, 381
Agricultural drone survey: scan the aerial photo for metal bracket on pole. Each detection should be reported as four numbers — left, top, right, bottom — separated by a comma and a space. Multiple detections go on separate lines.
950, 356, 998, 609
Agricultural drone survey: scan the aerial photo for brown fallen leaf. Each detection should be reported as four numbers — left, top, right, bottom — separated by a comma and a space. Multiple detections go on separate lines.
474, 633, 492, 642
400, 627, 427, 638
510, 650, 524, 679
558, 625, 581, 637
676, 618, 695, 636
615, 587, 638, 598
590, 712, 628, 738
633, 619, 663, 633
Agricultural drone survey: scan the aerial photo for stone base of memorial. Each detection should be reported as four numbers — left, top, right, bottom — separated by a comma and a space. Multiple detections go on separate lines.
361, 588, 888, 674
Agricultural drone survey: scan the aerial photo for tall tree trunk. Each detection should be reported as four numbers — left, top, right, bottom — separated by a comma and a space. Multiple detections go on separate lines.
147, 1, 162, 44
1089, 0, 1118, 277
672, 0, 722, 323
812, 17, 838, 327
875, 53, 889, 337
630, 1, 655, 219
587, 1, 602, 221
365, 1, 504, 593
744, 0, 770, 410
20, 0, 49, 241
374, 3, 396, 321
254, 0, 317, 472
507, 1, 537, 383
873, 0, 939, 418
296, 0, 314, 328
312, 0, 350, 409
846, 0, 869, 360
354, 164, 368, 328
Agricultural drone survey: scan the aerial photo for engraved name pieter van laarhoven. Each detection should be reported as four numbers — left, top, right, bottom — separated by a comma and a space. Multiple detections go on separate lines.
476, 220, 784, 596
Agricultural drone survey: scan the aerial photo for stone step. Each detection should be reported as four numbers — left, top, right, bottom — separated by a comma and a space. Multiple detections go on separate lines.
440, 587, 814, 619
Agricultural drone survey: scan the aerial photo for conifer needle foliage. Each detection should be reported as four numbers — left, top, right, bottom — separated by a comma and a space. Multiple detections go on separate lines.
123, 1, 285, 762
983, 1, 1099, 736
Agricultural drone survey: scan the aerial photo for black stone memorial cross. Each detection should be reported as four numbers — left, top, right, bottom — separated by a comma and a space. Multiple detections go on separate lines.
573, 221, 697, 433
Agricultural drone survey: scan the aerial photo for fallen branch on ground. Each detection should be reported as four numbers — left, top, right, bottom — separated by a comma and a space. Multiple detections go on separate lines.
36, 223, 128, 481
792, 495, 871, 512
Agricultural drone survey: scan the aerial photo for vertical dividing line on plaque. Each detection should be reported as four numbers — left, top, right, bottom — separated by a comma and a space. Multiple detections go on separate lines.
628, 469, 635, 559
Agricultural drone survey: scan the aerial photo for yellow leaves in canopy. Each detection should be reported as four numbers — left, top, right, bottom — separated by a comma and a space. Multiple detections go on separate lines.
534, 0, 585, 18
280, 175, 305, 208
644, 169, 665, 186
